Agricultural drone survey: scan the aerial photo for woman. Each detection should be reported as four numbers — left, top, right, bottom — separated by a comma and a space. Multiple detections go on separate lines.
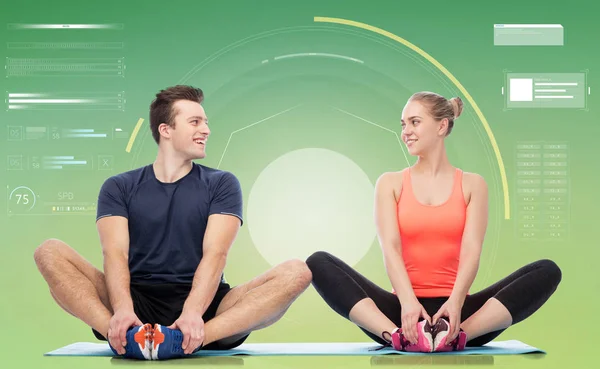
306, 91, 562, 352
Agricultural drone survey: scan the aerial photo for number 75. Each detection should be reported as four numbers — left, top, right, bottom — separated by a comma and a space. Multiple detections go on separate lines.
15, 194, 29, 204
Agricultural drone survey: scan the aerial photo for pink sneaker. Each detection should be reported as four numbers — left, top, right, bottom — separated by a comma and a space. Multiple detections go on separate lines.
432, 318, 467, 352
388, 320, 433, 352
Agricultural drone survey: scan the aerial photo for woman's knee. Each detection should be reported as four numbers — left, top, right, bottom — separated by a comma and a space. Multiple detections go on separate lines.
537, 259, 562, 288
305, 251, 333, 270
305, 251, 339, 290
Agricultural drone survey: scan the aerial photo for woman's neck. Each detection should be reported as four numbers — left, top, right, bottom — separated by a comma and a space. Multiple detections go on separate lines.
412, 142, 453, 177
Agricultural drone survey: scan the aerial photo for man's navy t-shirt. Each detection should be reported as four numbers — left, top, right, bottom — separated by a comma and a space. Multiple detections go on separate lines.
96, 163, 243, 285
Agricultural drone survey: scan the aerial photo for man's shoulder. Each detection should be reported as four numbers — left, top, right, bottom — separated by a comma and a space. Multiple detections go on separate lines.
193, 163, 239, 183
101, 165, 152, 189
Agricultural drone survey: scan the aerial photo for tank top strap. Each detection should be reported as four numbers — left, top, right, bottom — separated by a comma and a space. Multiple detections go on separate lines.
401, 168, 410, 186
400, 167, 412, 197
451, 168, 464, 201
455, 168, 463, 184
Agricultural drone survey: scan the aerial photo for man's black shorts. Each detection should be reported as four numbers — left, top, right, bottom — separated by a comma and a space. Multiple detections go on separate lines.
93, 282, 249, 350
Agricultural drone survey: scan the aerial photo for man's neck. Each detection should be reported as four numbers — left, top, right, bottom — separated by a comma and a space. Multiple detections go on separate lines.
153, 150, 193, 183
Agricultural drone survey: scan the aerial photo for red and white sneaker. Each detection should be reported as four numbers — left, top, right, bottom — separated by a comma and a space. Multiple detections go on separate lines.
386, 320, 434, 352
432, 318, 467, 352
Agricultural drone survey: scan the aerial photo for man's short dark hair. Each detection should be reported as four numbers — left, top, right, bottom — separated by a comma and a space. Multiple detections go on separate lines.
149, 85, 204, 144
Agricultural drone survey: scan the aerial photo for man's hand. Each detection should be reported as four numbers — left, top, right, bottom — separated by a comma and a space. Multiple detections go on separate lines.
168, 308, 205, 354
401, 299, 432, 344
432, 298, 463, 343
108, 309, 143, 355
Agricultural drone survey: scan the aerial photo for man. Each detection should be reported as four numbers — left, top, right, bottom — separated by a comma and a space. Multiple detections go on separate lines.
34, 85, 312, 360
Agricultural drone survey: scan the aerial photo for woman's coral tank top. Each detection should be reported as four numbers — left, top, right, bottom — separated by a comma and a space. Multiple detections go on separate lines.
395, 167, 467, 298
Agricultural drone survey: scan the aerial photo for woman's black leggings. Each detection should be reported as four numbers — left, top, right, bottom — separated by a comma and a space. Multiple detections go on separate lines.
306, 251, 562, 347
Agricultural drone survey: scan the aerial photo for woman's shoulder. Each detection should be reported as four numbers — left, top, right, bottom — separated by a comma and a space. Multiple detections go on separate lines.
461, 170, 487, 187
460, 170, 488, 204
376, 169, 407, 199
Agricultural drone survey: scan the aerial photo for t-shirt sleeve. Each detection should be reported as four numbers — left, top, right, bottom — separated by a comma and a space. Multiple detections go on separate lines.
209, 171, 243, 225
96, 176, 129, 221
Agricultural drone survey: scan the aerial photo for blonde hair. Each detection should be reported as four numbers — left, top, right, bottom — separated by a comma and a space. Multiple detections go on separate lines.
408, 92, 463, 136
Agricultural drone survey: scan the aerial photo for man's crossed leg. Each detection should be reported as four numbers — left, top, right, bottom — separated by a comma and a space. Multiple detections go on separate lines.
34, 238, 312, 360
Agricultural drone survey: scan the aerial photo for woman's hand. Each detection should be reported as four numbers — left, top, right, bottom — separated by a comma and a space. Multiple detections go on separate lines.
432, 298, 463, 342
401, 300, 432, 344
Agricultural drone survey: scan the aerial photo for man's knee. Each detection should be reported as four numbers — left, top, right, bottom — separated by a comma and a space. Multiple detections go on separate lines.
276, 259, 312, 293
34, 238, 68, 270
209, 333, 249, 350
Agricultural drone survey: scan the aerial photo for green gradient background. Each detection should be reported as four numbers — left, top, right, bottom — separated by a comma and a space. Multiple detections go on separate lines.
1, 0, 598, 368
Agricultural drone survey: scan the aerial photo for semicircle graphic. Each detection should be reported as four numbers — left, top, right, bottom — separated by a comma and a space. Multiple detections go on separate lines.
314, 16, 510, 220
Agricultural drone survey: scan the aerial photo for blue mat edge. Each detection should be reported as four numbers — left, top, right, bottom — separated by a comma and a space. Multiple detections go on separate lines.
44, 341, 546, 357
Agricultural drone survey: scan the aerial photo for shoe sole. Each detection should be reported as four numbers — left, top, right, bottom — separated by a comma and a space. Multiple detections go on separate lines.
433, 330, 449, 351
128, 324, 152, 360
432, 319, 450, 352
152, 324, 185, 360
403, 321, 433, 352
435, 331, 467, 352
433, 321, 467, 352
419, 321, 434, 352
151, 324, 164, 360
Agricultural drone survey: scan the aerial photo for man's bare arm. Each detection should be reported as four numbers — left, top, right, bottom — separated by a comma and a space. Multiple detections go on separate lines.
183, 214, 241, 314
97, 216, 132, 311
97, 216, 140, 353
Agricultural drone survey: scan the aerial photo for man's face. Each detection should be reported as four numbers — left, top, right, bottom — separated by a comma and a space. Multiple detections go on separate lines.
162, 100, 210, 160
